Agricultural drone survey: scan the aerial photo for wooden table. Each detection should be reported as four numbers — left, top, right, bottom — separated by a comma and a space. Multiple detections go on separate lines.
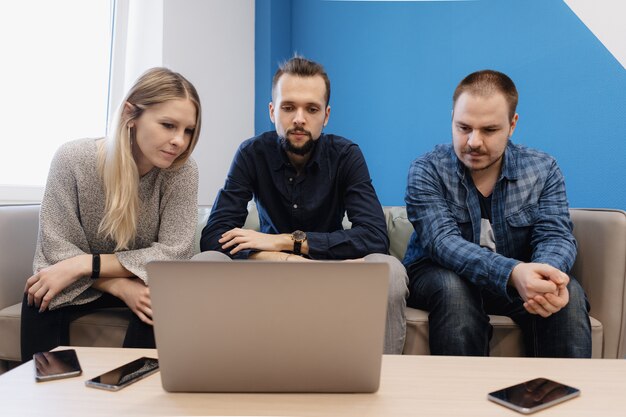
1, 347, 624, 416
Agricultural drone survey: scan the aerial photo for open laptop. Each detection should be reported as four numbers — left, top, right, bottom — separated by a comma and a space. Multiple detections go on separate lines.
146, 260, 389, 393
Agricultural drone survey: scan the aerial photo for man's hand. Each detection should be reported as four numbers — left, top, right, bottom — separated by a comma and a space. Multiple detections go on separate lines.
249, 251, 313, 262
509, 262, 570, 317
219, 228, 292, 255
524, 285, 569, 318
24, 255, 90, 312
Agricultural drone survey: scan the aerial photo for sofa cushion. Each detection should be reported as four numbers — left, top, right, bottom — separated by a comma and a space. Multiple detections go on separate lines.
385, 206, 412, 261
1, 205, 619, 364
404, 306, 603, 357
68, 308, 132, 347
0, 303, 21, 361
0, 303, 132, 362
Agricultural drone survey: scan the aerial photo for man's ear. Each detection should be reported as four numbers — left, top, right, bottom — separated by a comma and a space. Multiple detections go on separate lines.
509, 113, 519, 137
323, 105, 331, 127
269, 102, 275, 124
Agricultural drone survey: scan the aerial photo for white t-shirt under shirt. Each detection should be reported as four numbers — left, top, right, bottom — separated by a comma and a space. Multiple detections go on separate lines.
478, 192, 496, 253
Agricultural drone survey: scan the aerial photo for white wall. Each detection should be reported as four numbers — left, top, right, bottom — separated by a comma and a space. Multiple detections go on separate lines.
0, 0, 113, 204
113, 0, 255, 205
564, 0, 626, 69
109, 0, 165, 112
162, 0, 255, 205
0, 0, 254, 205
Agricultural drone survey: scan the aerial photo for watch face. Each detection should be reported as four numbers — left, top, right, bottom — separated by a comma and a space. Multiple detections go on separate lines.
292, 230, 307, 242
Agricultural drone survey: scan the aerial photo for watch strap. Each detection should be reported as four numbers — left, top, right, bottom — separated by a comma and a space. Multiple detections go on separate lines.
293, 240, 302, 255
291, 230, 306, 255
91, 254, 100, 279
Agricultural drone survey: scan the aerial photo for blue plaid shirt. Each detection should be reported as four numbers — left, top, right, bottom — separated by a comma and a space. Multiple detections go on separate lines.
402, 142, 577, 298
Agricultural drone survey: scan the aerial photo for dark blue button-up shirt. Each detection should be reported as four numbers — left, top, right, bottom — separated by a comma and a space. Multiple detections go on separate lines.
402, 142, 577, 298
201, 131, 389, 259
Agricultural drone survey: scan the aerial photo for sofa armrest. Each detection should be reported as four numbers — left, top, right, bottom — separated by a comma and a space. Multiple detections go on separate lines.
0, 205, 40, 310
570, 208, 626, 359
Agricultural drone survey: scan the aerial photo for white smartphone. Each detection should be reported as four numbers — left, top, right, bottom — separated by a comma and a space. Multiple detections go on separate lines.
85, 357, 159, 391
488, 377, 580, 414
34, 349, 83, 382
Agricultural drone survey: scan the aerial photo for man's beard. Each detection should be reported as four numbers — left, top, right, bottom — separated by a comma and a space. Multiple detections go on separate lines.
461, 147, 504, 172
280, 128, 317, 156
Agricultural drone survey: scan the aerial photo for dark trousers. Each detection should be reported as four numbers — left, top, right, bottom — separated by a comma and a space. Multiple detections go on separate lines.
407, 260, 592, 358
20, 293, 155, 362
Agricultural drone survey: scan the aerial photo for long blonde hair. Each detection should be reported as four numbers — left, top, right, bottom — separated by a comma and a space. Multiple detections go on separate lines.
97, 67, 202, 250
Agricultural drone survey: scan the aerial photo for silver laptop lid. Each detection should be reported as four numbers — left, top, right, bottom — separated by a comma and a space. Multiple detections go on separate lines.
147, 261, 389, 393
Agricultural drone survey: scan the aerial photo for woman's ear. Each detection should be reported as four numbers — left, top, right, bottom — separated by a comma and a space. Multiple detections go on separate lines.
123, 102, 135, 123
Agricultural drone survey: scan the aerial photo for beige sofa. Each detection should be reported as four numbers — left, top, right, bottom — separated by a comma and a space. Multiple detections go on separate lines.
1, 204, 625, 369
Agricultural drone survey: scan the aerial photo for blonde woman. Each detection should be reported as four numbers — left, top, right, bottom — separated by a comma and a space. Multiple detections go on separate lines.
21, 68, 202, 361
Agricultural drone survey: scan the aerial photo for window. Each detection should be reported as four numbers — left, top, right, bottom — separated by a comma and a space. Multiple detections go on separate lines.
0, 0, 114, 202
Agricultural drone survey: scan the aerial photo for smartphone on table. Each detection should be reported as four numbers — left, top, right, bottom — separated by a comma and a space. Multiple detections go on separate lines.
85, 356, 159, 391
487, 377, 580, 414
33, 349, 82, 382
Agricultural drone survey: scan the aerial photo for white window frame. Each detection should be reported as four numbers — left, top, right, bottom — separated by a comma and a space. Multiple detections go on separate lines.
0, 0, 165, 204
0, 0, 117, 204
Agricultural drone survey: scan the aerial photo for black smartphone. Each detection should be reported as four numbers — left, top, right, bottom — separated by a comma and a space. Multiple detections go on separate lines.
488, 377, 580, 414
85, 357, 159, 391
33, 349, 82, 382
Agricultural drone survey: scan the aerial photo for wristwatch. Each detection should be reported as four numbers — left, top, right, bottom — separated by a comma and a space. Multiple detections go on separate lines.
291, 230, 307, 255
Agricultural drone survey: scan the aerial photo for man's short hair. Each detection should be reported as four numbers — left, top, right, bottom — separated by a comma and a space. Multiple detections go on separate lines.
453, 70, 518, 121
272, 55, 331, 106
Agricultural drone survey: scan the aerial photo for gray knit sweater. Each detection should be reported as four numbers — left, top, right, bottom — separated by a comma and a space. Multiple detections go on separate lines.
34, 138, 198, 309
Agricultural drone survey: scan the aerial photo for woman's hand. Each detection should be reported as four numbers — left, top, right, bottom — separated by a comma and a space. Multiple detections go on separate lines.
24, 255, 90, 312
93, 277, 153, 325
117, 278, 153, 325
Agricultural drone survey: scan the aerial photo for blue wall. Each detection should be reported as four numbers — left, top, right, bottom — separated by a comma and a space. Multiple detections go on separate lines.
256, 0, 626, 209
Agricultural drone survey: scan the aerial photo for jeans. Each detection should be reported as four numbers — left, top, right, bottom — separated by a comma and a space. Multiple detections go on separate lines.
407, 261, 592, 358
193, 251, 409, 354
20, 293, 155, 362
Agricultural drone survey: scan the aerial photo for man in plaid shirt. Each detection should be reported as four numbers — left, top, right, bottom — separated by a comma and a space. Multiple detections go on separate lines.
403, 70, 591, 357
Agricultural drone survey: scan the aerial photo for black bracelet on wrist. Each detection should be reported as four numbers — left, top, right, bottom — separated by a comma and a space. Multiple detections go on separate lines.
91, 254, 101, 279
